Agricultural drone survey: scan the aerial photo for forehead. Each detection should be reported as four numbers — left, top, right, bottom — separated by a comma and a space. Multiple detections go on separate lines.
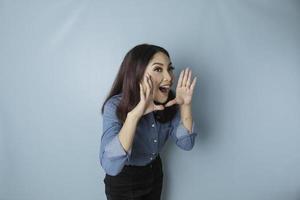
148, 52, 170, 66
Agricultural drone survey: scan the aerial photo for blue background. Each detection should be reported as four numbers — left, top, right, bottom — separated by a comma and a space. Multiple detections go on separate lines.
1, 0, 300, 199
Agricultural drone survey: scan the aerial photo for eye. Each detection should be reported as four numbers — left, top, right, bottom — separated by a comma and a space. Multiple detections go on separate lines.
154, 67, 162, 72
168, 66, 175, 71
154, 66, 175, 72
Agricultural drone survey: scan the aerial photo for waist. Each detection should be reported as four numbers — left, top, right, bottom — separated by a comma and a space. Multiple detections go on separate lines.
105, 154, 163, 178
124, 154, 161, 169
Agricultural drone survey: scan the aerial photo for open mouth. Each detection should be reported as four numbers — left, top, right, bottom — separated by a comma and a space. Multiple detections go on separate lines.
158, 85, 170, 94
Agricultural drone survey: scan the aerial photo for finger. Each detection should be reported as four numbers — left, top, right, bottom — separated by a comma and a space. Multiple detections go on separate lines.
139, 83, 144, 100
190, 77, 197, 92
165, 99, 177, 107
177, 69, 184, 88
186, 69, 192, 88
154, 104, 165, 111
146, 74, 152, 95
182, 68, 188, 87
142, 75, 148, 91
145, 75, 151, 96
147, 74, 152, 87
147, 74, 153, 94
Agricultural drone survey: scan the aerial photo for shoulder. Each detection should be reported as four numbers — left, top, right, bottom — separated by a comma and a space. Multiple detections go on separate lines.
103, 93, 122, 114
105, 93, 122, 106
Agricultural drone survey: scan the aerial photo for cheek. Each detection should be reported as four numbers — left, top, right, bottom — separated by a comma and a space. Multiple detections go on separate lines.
151, 78, 161, 89
148, 73, 161, 87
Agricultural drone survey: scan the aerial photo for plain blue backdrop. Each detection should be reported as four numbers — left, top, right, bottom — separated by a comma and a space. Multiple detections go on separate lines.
1, 0, 300, 199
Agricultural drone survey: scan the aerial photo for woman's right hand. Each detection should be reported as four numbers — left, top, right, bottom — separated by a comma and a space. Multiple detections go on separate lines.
130, 73, 165, 119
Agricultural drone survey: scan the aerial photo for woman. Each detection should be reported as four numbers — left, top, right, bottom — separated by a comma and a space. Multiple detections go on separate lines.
99, 43, 198, 200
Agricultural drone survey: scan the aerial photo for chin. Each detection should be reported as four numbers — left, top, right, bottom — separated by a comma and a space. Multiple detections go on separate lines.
154, 94, 169, 105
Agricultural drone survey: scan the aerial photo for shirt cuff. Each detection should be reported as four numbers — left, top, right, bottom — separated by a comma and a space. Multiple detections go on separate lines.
176, 120, 197, 138
104, 135, 132, 161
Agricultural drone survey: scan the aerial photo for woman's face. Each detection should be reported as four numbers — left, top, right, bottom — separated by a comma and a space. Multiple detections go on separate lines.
142, 52, 175, 104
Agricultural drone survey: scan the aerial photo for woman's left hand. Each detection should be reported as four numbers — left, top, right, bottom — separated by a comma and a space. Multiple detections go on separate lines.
165, 67, 197, 107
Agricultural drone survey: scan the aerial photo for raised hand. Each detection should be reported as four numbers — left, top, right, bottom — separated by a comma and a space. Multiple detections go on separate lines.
131, 73, 165, 118
165, 68, 197, 107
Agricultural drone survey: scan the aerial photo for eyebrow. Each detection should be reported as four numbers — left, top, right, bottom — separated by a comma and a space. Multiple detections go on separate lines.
152, 62, 172, 66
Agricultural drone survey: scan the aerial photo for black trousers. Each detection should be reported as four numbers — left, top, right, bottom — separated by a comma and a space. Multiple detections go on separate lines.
104, 155, 163, 200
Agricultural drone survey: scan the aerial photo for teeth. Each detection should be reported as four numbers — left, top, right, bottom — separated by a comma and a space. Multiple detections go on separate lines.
159, 84, 171, 94
159, 86, 170, 94
159, 87, 169, 90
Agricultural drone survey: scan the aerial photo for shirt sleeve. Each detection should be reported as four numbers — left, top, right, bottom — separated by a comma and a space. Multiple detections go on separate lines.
169, 107, 198, 150
99, 98, 132, 176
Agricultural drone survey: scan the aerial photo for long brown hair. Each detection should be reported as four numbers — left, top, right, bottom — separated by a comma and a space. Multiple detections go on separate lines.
101, 43, 178, 124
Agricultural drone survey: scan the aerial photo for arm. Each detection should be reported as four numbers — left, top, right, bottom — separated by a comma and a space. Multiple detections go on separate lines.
118, 111, 140, 152
100, 73, 165, 175
169, 106, 197, 151
179, 104, 193, 133
164, 67, 198, 149
100, 100, 140, 176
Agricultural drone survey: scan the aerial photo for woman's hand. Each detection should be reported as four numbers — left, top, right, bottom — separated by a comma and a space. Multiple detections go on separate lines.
165, 68, 197, 107
130, 73, 164, 118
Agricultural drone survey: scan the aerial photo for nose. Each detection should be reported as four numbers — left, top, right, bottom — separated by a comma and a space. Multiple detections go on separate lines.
163, 71, 172, 82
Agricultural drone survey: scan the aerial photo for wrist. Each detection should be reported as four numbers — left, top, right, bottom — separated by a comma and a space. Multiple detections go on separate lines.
127, 110, 141, 122
180, 103, 192, 110
180, 104, 192, 118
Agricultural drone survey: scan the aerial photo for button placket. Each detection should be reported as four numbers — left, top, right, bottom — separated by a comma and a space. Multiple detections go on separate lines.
150, 113, 158, 162
150, 112, 157, 131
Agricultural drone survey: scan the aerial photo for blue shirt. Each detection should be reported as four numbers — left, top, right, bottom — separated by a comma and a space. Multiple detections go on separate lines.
99, 93, 198, 176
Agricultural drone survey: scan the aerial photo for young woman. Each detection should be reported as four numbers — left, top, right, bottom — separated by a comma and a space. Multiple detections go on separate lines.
99, 43, 198, 200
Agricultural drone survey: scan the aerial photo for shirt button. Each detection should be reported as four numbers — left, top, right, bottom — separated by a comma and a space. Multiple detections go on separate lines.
151, 123, 155, 128
150, 157, 153, 160
152, 152, 155, 155
153, 139, 157, 143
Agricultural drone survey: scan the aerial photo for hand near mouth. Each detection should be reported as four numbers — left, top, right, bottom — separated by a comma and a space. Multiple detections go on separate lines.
132, 73, 165, 118
165, 68, 197, 107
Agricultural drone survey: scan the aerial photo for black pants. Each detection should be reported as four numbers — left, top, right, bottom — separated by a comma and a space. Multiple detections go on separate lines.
104, 155, 163, 200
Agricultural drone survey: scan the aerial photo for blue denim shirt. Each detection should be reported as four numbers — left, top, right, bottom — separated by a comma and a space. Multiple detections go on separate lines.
99, 93, 198, 176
